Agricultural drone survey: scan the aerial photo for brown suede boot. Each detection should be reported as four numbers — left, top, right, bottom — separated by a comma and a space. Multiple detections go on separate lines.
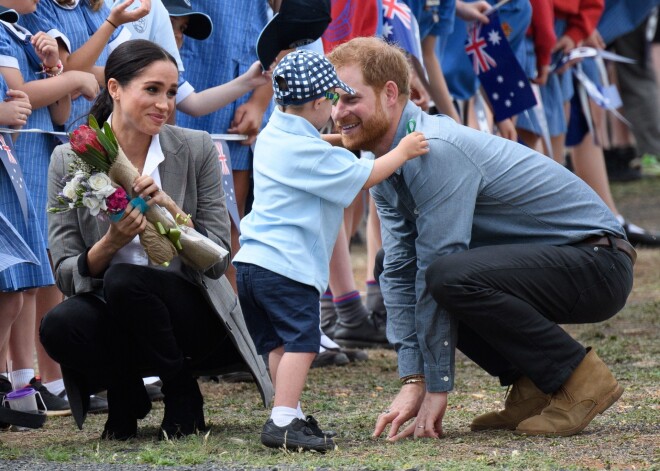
470, 376, 551, 431
515, 348, 624, 437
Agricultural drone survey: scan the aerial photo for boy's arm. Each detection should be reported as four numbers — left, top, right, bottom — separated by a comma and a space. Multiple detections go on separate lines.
321, 133, 343, 147
62, 0, 150, 73
176, 61, 270, 117
363, 132, 429, 189
421, 35, 460, 121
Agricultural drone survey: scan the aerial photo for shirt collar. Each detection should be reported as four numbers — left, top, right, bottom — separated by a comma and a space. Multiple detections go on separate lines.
270, 107, 322, 138
106, 113, 165, 177
389, 101, 424, 175
143, 133, 165, 177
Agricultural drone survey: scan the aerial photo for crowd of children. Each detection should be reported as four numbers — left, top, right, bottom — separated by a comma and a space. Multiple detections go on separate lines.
1, 0, 659, 451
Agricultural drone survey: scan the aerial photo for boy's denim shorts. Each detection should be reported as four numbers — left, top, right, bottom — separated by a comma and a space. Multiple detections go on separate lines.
235, 262, 321, 355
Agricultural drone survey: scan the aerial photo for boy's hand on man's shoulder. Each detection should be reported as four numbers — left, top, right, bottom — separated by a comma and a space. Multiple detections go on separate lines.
399, 131, 430, 160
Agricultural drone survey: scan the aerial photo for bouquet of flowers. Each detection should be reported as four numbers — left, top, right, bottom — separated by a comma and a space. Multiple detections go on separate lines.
51, 115, 228, 271
49, 160, 130, 220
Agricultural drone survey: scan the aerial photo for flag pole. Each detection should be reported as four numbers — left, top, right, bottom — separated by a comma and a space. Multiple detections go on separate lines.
484, 0, 512, 16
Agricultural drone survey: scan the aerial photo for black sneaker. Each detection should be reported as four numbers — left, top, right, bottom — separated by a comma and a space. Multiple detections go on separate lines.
55, 391, 108, 414
261, 418, 335, 452
28, 377, 71, 417
325, 347, 369, 363
311, 350, 349, 369
145, 381, 164, 402
0, 375, 12, 430
305, 415, 337, 438
333, 312, 390, 349
89, 395, 109, 413
623, 223, 660, 248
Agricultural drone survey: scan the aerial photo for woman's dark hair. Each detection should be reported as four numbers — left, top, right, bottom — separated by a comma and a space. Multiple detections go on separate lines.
89, 39, 178, 123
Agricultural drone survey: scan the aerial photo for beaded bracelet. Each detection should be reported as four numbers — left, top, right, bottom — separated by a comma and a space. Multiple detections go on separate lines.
41, 60, 63, 77
401, 374, 426, 385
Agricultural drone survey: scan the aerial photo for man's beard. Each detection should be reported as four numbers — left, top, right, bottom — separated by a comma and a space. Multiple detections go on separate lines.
340, 101, 389, 153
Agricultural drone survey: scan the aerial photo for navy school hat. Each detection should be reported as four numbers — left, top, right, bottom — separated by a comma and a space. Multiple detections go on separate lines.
257, 0, 332, 69
0, 6, 18, 23
272, 49, 355, 106
162, 0, 213, 41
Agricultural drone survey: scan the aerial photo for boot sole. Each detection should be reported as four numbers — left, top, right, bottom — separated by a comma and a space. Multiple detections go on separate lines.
45, 408, 73, 417
470, 423, 517, 432
515, 383, 624, 437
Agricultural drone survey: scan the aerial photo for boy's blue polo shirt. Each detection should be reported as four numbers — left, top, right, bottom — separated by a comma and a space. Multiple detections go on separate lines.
233, 109, 373, 295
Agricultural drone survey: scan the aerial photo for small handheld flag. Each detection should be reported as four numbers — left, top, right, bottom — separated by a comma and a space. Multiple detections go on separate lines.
465, 12, 536, 122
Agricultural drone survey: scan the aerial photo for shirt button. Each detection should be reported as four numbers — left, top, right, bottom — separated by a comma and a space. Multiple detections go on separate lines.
413, 208, 419, 214
443, 376, 449, 381
444, 341, 448, 346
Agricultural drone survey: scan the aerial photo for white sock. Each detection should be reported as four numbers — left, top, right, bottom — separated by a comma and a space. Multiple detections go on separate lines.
297, 402, 305, 420
319, 330, 340, 350
11, 369, 34, 388
143, 376, 160, 385
617, 214, 647, 234
270, 406, 298, 427
44, 379, 65, 396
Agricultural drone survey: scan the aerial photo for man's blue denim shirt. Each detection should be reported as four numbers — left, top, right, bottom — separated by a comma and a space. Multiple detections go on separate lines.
372, 101, 624, 392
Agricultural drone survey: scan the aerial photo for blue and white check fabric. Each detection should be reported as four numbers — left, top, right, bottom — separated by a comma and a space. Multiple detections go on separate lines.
273, 50, 355, 105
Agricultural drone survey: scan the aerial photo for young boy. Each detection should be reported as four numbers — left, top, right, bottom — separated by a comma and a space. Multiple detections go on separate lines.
233, 49, 429, 452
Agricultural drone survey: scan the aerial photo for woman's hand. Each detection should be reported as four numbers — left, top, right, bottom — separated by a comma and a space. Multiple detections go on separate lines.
106, 202, 148, 248
0, 89, 32, 128
132, 176, 191, 226
373, 382, 426, 441
31, 32, 60, 69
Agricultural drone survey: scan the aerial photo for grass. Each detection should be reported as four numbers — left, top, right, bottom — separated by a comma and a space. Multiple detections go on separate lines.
1, 183, 659, 470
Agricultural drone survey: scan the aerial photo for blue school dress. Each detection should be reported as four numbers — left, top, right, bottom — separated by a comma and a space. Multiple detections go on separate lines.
0, 21, 59, 245
19, 0, 124, 131
0, 76, 54, 291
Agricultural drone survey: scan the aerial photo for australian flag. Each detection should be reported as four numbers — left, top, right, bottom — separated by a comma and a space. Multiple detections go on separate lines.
465, 12, 536, 122
381, 0, 423, 65
211, 137, 241, 231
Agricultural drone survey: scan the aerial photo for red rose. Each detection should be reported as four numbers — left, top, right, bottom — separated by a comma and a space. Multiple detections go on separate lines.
70, 125, 106, 156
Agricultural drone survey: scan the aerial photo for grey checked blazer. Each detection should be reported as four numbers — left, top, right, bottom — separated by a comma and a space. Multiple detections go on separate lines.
47, 125, 272, 407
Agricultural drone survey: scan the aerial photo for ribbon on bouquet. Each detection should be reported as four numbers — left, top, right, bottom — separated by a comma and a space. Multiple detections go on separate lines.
107, 196, 149, 222
156, 222, 183, 251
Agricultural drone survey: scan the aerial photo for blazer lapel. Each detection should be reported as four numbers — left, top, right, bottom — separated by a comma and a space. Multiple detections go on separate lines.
158, 127, 186, 207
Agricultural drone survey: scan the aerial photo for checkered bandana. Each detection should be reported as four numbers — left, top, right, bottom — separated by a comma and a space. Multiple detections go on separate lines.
272, 50, 355, 105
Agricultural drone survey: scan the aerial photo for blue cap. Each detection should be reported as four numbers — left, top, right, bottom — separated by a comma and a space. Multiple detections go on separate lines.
272, 50, 355, 106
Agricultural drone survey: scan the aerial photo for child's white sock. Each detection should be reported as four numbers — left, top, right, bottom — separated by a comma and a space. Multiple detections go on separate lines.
271, 406, 298, 427
44, 379, 65, 396
11, 368, 34, 388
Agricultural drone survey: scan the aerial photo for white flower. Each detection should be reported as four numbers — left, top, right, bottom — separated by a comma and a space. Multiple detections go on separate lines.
62, 179, 81, 200
88, 173, 112, 191
82, 195, 102, 216
94, 184, 116, 199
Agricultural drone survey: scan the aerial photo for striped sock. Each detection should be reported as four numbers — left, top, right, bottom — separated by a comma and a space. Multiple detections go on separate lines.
334, 290, 368, 326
